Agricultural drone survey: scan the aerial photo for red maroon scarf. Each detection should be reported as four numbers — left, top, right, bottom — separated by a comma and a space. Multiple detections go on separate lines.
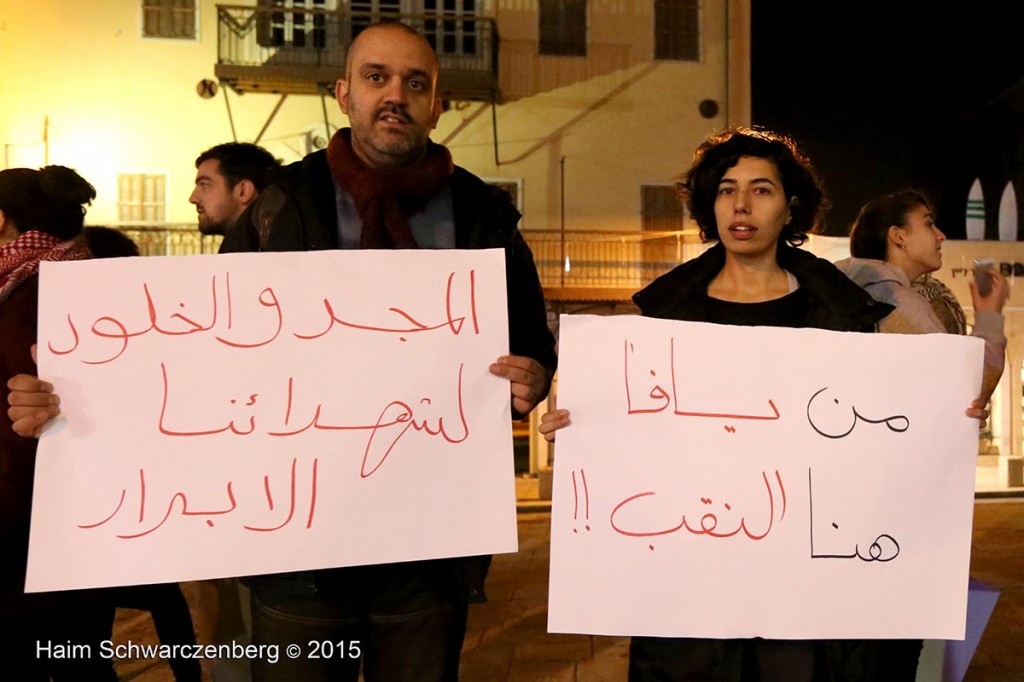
0, 231, 87, 305
326, 128, 453, 248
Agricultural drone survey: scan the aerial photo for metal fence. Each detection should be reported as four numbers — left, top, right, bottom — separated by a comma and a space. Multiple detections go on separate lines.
218, 5, 345, 70
106, 225, 702, 292
110, 225, 221, 256
521, 229, 706, 290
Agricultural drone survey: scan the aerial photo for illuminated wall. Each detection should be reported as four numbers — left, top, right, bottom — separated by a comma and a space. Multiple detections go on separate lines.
438, 0, 751, 232
1, 1, 349, 224
1, 0, 751, 231
927, 241, 1024, 474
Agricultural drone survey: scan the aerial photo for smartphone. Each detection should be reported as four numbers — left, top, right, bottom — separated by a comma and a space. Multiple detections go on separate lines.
974, 257, 995, 297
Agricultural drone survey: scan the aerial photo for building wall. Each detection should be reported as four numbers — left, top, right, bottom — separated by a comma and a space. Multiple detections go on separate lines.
1, 1, 751, 231
1, 0, 346, 224
436, 0, 749, 232
926, 241, 1024, 469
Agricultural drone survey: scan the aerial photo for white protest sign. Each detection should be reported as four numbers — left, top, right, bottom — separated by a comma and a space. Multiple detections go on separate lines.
549, 314, 982, 639
27, 249, 514, 592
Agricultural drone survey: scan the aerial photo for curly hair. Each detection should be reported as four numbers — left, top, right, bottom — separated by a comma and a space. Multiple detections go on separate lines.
848, 190, 932, 261
676, 127, 826, 246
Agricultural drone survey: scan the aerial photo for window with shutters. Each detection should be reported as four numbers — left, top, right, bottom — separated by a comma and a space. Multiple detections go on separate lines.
641, 184, 685, 231
117, 173, 167, 223
538, 0, 586, 56
654, 0, 700, 61
142, 0, 196, 39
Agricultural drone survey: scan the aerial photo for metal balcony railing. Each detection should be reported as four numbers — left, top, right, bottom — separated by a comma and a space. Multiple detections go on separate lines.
102, 225, 703, 300
110, 224, 222, 256
215, 5, 499, 99
520, 229, 707, 296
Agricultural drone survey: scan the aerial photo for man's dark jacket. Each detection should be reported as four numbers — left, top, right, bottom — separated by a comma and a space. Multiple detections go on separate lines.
220, 149, 556, 601
221, 149, 556, 377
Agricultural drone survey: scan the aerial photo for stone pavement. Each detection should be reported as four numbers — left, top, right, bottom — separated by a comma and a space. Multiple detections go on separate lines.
962, 499, 1024, 681
460, 511, 628, 682
111, 492, 1024, 681
464, 498, 1024, 682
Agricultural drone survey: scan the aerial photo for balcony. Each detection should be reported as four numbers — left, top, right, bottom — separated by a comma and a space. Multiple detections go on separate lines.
105, 224, 704, 303
215, 5, 499, 100
523, 229, 707, 302
110, 224, 223, 256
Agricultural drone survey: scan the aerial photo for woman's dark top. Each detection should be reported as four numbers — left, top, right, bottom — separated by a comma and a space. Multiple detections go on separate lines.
700, 288, 810, 328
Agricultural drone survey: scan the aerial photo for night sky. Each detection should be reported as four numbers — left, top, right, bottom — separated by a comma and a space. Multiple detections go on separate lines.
751, 2, 1023, 236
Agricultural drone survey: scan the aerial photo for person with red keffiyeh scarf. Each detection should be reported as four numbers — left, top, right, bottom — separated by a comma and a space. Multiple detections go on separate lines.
0, 166, 119, 680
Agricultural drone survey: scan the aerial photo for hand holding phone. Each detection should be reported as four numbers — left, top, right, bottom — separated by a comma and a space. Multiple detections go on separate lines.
974, 258, 995, 297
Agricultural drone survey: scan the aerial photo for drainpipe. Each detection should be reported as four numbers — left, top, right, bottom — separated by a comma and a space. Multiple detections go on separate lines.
560, 155, 566, 288
724, 0, 730, 125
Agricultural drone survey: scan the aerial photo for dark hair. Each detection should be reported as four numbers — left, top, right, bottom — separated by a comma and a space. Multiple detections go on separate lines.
848, 190, 932, 261
195, 143, 278, 192
83, 226, 140, 258
0, 165, 95, 240
0, 168, 44, 230
677, 127, 825, 246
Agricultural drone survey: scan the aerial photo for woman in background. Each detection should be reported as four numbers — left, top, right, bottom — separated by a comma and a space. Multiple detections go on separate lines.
831, 190, 1009, 677
0, 166, 118, 681
838, 190, 1008, 409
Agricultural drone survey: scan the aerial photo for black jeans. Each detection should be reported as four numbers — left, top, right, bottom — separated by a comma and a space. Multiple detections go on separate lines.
248, 559, 469, 682
628, 637, 819, 682
628, 636, 922, 681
